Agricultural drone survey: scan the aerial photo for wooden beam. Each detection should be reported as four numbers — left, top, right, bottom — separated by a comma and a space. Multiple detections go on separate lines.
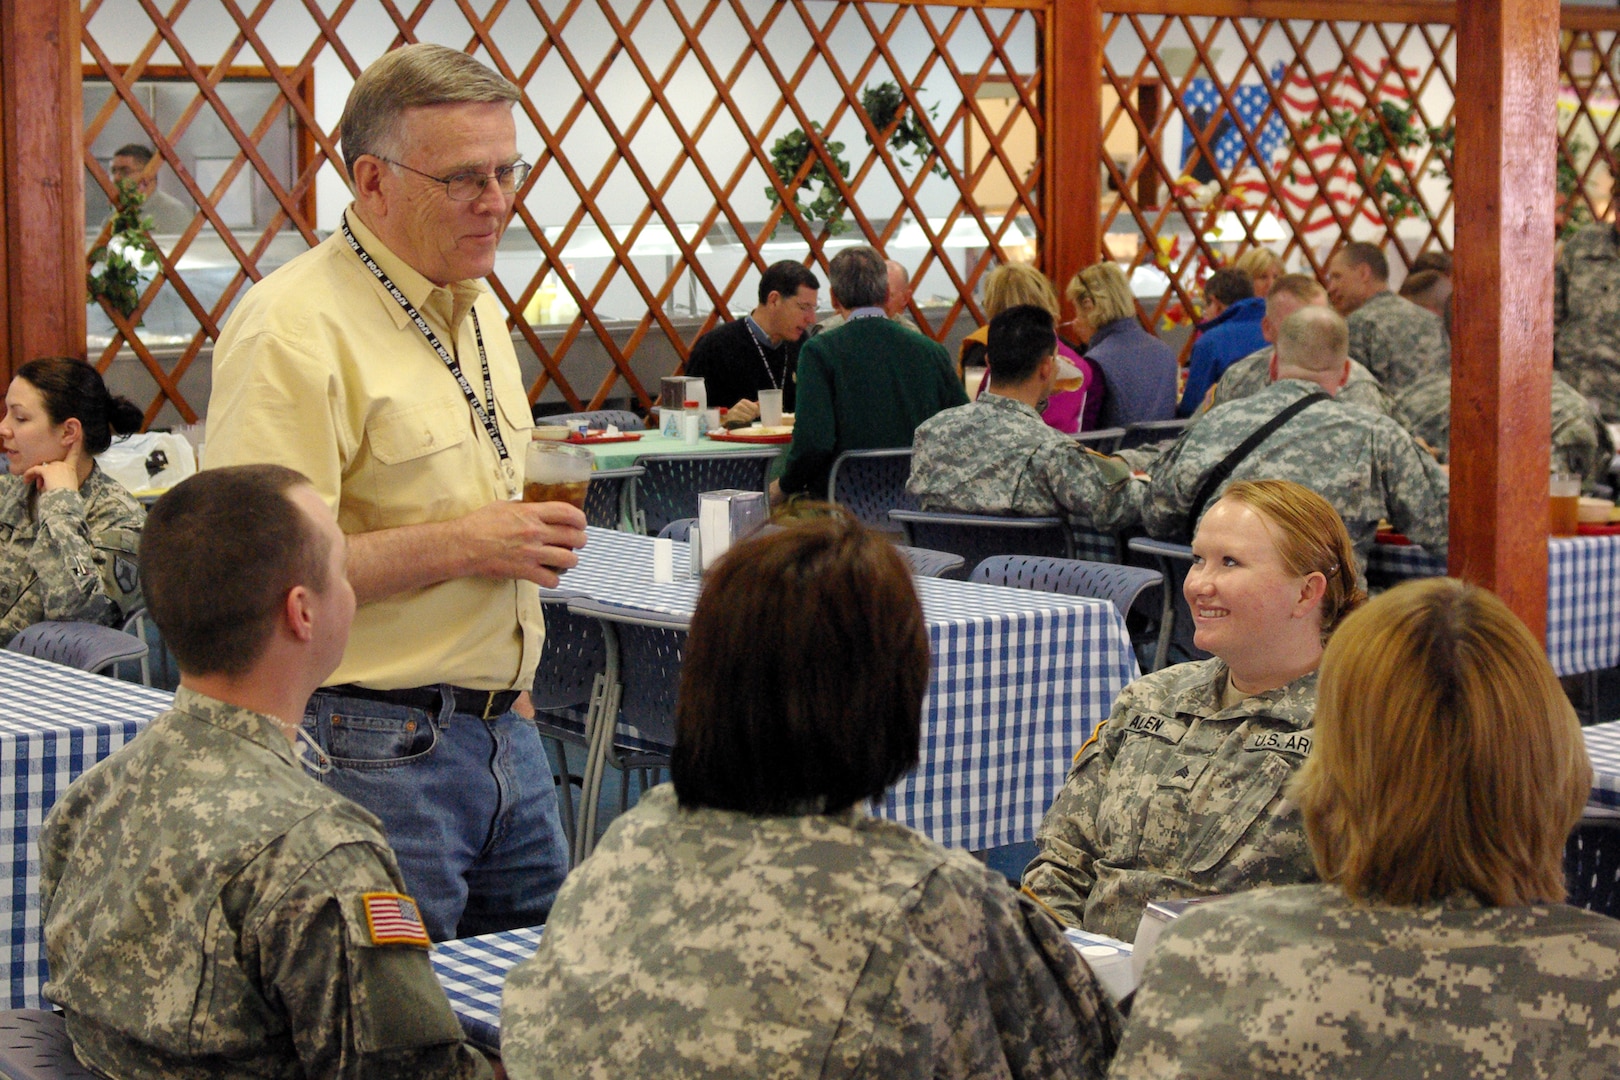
1, 0, 85, 375
1099, 0, 1455, 21
1046, 0, 1099, 297
1450, 0, 1559, 639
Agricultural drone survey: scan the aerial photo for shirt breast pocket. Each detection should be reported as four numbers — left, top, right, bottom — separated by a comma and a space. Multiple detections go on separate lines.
1183, 751, 1298, 873
364, 399, 473, 527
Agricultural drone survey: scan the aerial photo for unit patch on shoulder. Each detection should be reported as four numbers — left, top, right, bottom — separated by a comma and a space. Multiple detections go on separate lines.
362, 892, 431, 948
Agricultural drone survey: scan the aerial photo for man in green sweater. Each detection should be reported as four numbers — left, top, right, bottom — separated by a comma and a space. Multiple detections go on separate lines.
773, 245, 968, 502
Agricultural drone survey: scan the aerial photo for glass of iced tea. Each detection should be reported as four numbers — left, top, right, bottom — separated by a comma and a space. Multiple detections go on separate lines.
524, 440, 593, 510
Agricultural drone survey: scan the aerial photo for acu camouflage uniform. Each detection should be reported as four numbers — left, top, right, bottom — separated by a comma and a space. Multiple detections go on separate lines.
1201, 346, 1393, 418
1394, 369, 1614, 489
0, 464, 143, 642
1110, 883, 1620, 1080
907, 393, 1144, 530
1143, 379, 1450, 569
40, 686, 489, 1080
1555, 221, 1620, 420
1021, 660, 1319, 943
502, 784, 1121, 1080
1345, 290, 1449, 395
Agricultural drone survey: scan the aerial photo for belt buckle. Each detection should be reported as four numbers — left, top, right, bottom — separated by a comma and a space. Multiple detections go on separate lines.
477, 691, 503, 721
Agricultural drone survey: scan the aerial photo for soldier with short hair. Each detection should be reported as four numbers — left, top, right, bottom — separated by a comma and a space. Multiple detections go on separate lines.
1200, 274, 1392, 419
1325, 241, 1449, 394
1144, 307, 1449, 571
907, 305, 1141, 527
41, 466, 489, 1079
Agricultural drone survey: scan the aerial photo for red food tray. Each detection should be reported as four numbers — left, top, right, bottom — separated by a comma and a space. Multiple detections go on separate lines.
565, 431, 642, 444
707, 430, 793, 444
1374, 531, 1413, 546
1576, 522, 1620, 536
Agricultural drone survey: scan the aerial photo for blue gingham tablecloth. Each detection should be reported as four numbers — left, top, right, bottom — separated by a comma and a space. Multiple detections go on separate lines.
0, 650, 169, 1008
1585, 721, 1620, 809
1365, 536, 1620, 676
432, 926, 544, 1050
552, 527, 1140, 850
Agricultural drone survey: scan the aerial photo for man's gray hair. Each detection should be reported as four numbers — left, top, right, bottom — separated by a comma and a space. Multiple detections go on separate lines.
1276, 305, 1350, 374
827, 246, 889, 310
339, 44, 520, 174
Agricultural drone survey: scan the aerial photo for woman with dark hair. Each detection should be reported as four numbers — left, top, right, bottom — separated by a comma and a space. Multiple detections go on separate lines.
501, 513, 1121, 1080
0, 357, 145, 640
1023, 479, 1364, 941
1111, 578, 1620, 1078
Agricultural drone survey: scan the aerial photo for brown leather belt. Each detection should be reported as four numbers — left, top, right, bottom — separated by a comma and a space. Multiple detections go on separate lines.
323, 683, 520, 721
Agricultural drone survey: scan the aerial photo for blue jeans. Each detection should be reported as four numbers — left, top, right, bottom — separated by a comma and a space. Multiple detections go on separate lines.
301, 687, 570, 941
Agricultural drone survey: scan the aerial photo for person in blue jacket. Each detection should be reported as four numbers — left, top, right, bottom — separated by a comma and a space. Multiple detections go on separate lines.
1178, 268, 1268, 416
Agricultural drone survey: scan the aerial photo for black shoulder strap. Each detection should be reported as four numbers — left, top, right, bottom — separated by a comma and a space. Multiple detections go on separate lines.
1183, 391, 1330, 540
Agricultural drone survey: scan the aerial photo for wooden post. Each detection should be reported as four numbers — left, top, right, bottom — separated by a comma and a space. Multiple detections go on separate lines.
1045, 0, 1100, 297
1450, 0, 1560, 638
0, 0, 85, 379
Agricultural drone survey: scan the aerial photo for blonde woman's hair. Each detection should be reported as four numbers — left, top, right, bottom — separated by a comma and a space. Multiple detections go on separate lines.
1293, 578, 1590, 907
1065, 262, 1136, 326
983, 263, 1060, 320
1215, 479, 1364, 637
1234, 247, 1284, 280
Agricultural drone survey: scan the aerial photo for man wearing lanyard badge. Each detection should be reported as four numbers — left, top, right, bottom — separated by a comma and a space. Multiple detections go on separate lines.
205, 44, 584, 942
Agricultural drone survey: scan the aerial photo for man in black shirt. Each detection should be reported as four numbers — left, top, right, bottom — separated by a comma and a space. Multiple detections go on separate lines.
685, 261, 820, 423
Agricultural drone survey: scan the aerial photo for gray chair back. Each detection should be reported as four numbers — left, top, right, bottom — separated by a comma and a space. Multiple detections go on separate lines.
6, 622, 148, 679
634, 451, 778, 535
828, 449, 917, 529
888, 509, 1072, 580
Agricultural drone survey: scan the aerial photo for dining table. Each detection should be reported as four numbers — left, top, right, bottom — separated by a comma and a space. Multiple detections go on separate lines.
1365, 534, 1620, 676
573, 430, 788, 471
0, 650, 169, 1008
1582, 720, 1620, 810
548, 526, 1140, 851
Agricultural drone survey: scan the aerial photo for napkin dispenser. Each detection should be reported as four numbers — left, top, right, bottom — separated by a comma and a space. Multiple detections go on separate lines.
692, 489, 767, 572
660, 376, 707, 436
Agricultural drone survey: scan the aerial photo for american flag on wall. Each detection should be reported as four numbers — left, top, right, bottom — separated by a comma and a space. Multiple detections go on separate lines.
1178, 57, 1420, 234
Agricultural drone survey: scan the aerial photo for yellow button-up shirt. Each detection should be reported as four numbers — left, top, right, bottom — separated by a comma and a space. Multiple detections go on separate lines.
207, 208, 539, 691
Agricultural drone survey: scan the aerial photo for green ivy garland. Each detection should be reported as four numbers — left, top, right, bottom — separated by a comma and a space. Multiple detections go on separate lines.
860, 81, 948, 179
87, 178, 159, 320
765, 123, 851, 235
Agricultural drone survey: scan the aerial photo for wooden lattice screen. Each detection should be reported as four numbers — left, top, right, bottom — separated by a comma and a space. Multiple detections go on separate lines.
79, 0, 1046, 427
1099, 2, 1620, 342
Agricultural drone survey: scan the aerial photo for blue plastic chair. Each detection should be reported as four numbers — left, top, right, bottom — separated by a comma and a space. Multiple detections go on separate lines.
532, 590, 608, 864
566, 598, 690, 859
828, 448, 917, 529
971, 554, 1163, 623
1566, 816, 1620, 919
536, 408, 646, 431
1126, 536, 1210, 672
633, 450, 778, 536
888, 508, 1073, 580
896, 545, 966, 579
584, 465, 643, 530
6, 621, 148, 679
0, 1009, 102, 1079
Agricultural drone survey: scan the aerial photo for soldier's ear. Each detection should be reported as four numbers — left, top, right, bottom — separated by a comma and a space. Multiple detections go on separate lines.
1295, 571, 1328, 617
58, 417, 83, 452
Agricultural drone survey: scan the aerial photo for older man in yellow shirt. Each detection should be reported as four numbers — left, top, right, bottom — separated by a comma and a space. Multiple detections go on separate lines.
206, 44, 585, 941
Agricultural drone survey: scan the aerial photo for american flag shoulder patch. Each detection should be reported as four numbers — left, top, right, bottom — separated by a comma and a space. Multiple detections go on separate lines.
361, 892, 431, 948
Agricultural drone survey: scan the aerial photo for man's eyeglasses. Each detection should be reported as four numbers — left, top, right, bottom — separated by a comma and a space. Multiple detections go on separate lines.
376, 157, 532, 201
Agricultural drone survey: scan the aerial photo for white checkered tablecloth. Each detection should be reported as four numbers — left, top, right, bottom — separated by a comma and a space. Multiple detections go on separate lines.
1586, 721, 1620, 810
1364, 536, 1620, 676
0, 650, 169, 1008
555, 528, 1140, 850
431, 926, 543, 1050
